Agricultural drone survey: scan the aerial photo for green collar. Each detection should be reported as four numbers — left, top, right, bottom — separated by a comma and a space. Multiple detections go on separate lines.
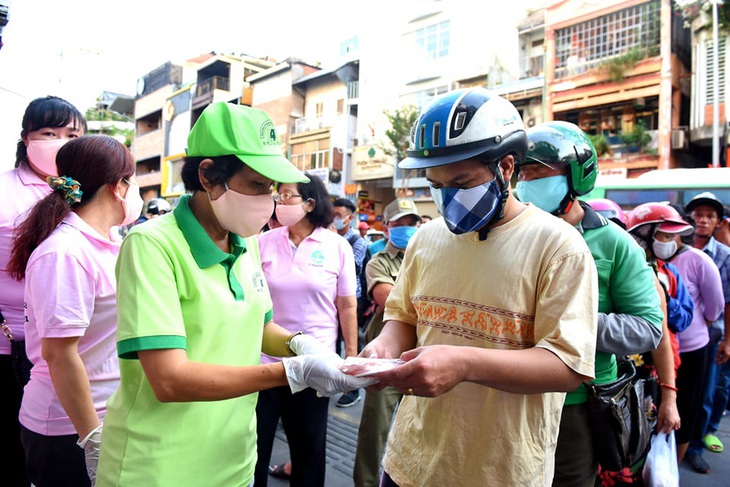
173, 194, 247, 269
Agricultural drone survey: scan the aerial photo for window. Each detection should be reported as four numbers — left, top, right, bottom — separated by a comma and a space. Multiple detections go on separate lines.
706, 37, 726, 104
405, 85, 449, 112
337, 98, 345, 115
554, 1, 660, 79
315, 102, 324, 118
290, 138, 330, 171
414, 20, 450, 60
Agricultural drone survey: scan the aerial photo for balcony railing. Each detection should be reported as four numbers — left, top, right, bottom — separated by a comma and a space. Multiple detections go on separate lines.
196, 76, 231, 98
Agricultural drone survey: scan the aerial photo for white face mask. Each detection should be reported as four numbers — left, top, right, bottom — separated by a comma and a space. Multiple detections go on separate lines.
26, 139, 69, 177
209, 183, 275, 238
117, 180, 144, 226
652, 238, 678, 261
275, 201, 309, 227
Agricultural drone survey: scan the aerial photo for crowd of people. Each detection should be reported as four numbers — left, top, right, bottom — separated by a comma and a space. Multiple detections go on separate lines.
0, 88, 728, 487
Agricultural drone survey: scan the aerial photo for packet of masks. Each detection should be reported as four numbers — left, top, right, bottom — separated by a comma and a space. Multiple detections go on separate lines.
339, 357, 404, 377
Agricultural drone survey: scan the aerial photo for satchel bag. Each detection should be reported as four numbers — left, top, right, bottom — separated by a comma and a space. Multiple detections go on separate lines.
1, 310, 33, 387
585, 360, 657, 471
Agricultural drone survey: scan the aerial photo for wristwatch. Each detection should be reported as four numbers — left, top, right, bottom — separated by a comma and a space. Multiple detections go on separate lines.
285, 331, 304, 356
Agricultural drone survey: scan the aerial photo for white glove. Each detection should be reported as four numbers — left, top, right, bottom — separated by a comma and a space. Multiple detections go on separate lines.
283, 354, 377, 397
77, 425, 102, 486
288, 333, 336, 357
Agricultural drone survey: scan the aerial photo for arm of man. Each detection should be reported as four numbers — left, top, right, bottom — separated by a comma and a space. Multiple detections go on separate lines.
43, 337, 101, 439
596, 235, 663, 355
371, 345, 582, 396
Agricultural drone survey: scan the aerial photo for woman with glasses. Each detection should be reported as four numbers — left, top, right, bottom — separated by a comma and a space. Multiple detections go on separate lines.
255, 175, 359, 487
6, 135, 140, 486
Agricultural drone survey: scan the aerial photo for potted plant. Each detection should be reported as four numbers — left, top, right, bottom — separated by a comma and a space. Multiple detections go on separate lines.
619, 120, 651, 153
589, 133, 612, 158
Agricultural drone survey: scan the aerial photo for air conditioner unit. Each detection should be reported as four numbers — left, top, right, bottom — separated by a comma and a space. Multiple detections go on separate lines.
671, 128, 687, 150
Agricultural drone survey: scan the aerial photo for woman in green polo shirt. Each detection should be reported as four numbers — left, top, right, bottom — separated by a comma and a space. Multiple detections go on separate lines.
96, 103, 372, 487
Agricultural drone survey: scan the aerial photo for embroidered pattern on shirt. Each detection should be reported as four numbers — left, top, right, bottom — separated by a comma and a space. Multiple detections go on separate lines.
412, 295, 535, 348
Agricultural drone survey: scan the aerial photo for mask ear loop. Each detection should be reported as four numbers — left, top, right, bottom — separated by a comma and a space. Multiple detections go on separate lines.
478, 159, 509, 242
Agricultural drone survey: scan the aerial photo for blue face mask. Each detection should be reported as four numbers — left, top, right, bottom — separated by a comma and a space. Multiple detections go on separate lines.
430, 178, 503, 235
388, 225, 417, 249
515, 175, 569, 214
333, 217, 348, 231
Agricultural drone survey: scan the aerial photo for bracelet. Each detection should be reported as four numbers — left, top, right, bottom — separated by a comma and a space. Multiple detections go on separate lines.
285, 331, 304, 356
659, 382, 678, 392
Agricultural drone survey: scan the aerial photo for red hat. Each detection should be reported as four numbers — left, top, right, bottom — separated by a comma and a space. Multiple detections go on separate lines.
357, 222, 369, 230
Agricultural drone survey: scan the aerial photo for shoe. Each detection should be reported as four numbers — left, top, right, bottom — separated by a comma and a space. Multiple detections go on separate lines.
703, 433, 724, 453
685, 453, 710, 474
268, 464, 291, 480
336, 390, 361, 408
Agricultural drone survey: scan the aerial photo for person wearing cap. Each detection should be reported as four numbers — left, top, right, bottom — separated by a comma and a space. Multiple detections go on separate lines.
353, 198, 420, 487
96, 103, 372, 487
359, 88, 598, 486
632, 201, 724, 471
358, 221, 370, 239
684, 192, 730, 469
516, 122, 665, 484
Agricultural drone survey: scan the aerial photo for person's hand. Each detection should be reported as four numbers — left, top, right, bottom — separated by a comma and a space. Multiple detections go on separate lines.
288, 333, 336, 357
369, 345, 465, 397
360, 338, 397, 360
77, 425, 102, 486
282, 354, 377, 397
716, 338, 730, 365
657, 396, 681, 434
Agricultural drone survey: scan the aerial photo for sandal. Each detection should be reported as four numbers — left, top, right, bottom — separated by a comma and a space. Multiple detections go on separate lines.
685, 453, 710, 474
268, 463, 291, 480
703, 433, 724, 453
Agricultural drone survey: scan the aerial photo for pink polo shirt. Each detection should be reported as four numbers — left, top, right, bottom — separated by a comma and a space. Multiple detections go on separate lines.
20, 212, 121, 436
0, 164, 52, 354
258, 226, 356, 364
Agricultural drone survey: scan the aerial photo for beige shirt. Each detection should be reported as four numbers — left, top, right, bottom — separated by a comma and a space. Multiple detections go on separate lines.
382, 206, 598, 487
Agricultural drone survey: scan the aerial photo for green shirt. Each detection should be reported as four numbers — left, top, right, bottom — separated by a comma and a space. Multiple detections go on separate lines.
98, 194, 273, 487
565, 205, 663, 405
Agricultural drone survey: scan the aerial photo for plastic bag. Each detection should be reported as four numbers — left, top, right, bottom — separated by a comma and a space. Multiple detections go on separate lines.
642, 431, 679, 487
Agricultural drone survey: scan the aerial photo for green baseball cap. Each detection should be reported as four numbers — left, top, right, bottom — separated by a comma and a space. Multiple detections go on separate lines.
187, 102, 309, 183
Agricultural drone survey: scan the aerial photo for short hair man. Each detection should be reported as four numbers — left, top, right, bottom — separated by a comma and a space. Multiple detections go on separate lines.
684, 192, 730, 472
361, 88, 598, 486
516, 121, 665, 484
353, 198, 421, 487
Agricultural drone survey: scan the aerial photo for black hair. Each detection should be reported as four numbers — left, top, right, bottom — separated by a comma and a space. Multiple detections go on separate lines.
333, 198, 356, 214
278, 172, 333, 229
16, 96, 87, 168
181, 155, 244, 192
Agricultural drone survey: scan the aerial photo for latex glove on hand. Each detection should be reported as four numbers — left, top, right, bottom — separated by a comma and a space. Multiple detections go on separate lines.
77, 425, 102, 486
283, 353, 377, 397
288, 333, 337, 357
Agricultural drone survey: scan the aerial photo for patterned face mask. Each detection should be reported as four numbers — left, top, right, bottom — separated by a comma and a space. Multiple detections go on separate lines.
430, 177, 503, 235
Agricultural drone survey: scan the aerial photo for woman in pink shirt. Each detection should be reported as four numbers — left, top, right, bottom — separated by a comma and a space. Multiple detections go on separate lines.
0, 96, 85, 487
255, 173, 358, 487
7, 135, 142, 487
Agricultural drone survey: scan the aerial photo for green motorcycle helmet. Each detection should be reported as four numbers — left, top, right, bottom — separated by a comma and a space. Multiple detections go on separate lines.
519, 121, 598, 214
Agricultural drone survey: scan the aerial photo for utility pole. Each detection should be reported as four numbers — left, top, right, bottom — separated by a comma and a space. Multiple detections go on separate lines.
712, 0, 721, 167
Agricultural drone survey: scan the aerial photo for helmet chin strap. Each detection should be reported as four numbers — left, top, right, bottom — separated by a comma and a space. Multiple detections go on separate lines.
478, 161, 509, 241
553, 192, 575, 217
